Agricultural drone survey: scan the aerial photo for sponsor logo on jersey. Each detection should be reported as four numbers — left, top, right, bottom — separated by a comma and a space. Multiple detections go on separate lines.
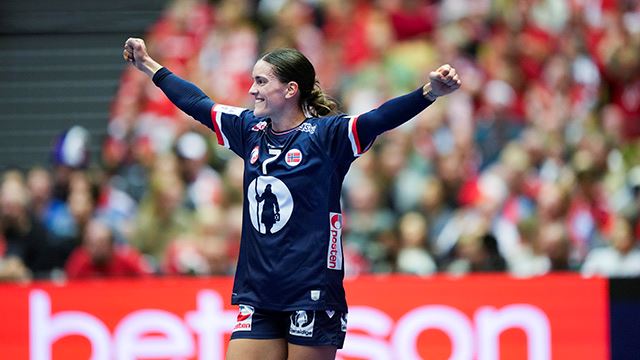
285, 149, 302, 167
327, 213, 343, 270
233, 304, 254, 332
289, 310, 315, 337
298, 123, 317, 134
250, 146, 259, 164
251, 121, 268, 132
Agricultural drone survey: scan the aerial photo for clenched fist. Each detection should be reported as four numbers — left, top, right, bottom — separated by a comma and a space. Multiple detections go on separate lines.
123, 37, 162, 76
423, 64, 461, 101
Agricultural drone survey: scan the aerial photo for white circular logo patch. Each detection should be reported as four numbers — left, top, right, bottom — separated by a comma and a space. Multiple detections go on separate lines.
247, 176, 293, 234
285, 149, 303, 167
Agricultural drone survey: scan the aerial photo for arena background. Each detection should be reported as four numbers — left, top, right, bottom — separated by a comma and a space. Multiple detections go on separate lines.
1, 0, 640, 359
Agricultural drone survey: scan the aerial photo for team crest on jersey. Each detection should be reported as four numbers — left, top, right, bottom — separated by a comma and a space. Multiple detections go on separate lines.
233, 304, 254, 332
251, 121, 268, 132
290, 310, 315, 337
250, 146, 259, 164
247, 176, 293, 235
285, 149, 303, 167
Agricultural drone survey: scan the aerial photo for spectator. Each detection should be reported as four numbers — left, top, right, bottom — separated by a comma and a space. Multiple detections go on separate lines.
131, 157, 193, 268
164, 205, 232, 275
0, 256, 31, 282
26, 166, 75, 240
396, 212, 437, 275
343, 176, 395, 269
50, 125, 91, 202
65, 218, 152, 279
537, 221, 573, 272
582, 216, 640, 277
174, 131, 224, 209
0, 172, 55, 279
446, 231, 507, 275
508, 217, 551, 277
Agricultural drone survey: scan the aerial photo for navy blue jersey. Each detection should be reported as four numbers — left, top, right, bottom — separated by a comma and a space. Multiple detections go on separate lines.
210, 104, 367, 312
152, 67, 434, 312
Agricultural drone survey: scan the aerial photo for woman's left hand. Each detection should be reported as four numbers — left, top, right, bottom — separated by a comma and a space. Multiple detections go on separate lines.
427, 64, 462, 98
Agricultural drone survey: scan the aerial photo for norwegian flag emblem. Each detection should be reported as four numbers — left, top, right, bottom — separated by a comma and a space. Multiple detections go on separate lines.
285, 149, 302, 166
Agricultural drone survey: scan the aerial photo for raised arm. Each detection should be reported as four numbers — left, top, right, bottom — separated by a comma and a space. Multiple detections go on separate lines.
123, 38, 215, 129
355, 64, 461, 146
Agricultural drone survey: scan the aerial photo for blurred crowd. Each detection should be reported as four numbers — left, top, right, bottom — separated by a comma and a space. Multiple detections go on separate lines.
2, 0, 640, 282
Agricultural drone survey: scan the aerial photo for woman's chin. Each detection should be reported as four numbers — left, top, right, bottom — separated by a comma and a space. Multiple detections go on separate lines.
253, 108, 266, 117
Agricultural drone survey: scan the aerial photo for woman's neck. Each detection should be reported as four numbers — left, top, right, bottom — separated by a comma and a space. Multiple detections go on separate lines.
270, 107, 307, 133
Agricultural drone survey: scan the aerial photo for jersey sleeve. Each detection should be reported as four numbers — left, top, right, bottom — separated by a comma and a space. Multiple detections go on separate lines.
317, 114, 373, 165
152, 67, 255, 157
209, 103, 253, 156
354, 87, 434, 146
319, 87, 435, 165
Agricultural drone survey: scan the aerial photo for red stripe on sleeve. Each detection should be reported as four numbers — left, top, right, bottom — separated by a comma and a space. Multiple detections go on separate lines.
351, 116, 362, 154
210, 105, 224, 146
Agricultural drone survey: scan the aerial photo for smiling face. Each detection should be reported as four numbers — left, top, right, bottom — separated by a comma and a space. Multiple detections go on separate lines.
249, 60, 292, 118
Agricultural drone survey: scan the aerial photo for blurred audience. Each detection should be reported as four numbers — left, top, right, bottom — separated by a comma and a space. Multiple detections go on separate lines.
65, 218, 152, 279
2, 0, 640, 281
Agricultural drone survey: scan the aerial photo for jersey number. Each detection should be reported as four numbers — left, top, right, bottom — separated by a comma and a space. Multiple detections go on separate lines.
262, 148, 281, 175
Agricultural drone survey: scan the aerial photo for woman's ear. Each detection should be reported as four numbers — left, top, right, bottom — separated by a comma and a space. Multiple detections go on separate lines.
285, 81, 299, 99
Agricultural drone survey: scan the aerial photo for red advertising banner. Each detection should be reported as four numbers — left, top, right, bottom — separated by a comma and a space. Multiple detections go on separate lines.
0, 274, 608, 360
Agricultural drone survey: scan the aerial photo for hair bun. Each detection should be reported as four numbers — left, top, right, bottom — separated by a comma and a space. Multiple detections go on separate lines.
305, 82, 337, 117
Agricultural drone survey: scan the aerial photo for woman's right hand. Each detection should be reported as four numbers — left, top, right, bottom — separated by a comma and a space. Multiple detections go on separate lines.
123, 38, 162, 76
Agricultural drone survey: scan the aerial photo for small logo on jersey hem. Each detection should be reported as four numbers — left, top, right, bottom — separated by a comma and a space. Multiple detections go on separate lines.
250, 146, 259, 164
290, 310, 315, 337
233, 304, 254, 332
285, 149, 302, 167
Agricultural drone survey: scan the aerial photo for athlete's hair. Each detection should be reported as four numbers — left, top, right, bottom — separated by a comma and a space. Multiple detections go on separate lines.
261, 48, 338, 117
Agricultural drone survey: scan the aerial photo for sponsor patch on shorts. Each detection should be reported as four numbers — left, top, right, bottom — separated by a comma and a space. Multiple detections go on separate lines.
289, 310, 315, 337
233, 304, 254, 332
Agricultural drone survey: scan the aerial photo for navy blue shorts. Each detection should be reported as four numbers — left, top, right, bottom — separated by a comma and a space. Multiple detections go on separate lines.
230, 304, 347, 349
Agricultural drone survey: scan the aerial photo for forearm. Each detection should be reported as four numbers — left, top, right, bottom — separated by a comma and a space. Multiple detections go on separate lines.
356, 87, 434, 144
138, 57, 163, 78
152, 68, 215, 128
